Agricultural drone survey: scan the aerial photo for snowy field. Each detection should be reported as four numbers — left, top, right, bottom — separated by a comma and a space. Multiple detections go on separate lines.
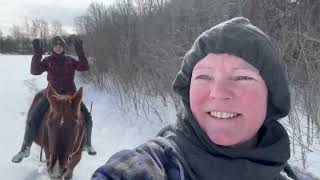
0, 54, 319, 179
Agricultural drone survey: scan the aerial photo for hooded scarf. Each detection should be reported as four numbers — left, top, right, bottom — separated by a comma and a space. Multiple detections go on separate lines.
51, 35, 66, 57
164, 17, 291, 180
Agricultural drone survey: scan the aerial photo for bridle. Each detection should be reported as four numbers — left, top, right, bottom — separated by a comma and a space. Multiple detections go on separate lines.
40, 116, 85, 165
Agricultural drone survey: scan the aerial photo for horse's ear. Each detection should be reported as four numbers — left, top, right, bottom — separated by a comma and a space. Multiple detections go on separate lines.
72, 87, 83, 112
47, 84, 58, 104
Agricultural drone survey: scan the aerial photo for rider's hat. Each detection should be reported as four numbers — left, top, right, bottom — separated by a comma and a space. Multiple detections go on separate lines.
51, 36, 66, 47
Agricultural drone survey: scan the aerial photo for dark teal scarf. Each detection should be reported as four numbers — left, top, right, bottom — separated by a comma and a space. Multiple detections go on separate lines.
164, 109, 290, 180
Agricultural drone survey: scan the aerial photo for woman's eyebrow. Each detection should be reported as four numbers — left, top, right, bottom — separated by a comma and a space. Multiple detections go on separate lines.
193, 66, 260, 73
193, 66, 214, 71
232, 67, 259, 73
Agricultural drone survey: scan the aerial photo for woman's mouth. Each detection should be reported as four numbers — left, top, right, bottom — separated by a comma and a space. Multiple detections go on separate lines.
208, 111, 241, 119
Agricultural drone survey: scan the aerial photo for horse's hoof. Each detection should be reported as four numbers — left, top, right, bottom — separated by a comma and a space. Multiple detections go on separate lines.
88, 150, 97, 156
64, 172, 73, 180
85, 145, 97, 155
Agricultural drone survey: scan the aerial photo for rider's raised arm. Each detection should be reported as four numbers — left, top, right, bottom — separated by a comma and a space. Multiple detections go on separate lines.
73, 36, 89, 71
30, 39, 46, 75
73, 53, 89, 71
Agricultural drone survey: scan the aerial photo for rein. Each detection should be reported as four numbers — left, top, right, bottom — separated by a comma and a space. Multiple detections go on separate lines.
67, 123, 85, 163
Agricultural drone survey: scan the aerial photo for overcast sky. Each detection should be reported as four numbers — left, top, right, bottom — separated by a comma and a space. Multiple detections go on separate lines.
0, 0, 114, 35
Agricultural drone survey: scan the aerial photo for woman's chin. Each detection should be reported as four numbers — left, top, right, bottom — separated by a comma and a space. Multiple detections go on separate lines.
208, 133, 239, 147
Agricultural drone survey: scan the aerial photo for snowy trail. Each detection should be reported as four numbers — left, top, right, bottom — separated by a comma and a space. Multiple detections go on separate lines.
0, 55, 175, 179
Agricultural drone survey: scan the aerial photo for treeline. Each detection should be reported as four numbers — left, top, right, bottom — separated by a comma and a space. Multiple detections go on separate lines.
0, 18, 72, 54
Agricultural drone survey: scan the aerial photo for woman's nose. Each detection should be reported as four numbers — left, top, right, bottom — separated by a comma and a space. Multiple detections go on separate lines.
209, 80, 233, 100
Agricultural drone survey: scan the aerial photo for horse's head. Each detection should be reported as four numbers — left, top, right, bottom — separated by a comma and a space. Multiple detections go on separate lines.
45, 84, 85, 179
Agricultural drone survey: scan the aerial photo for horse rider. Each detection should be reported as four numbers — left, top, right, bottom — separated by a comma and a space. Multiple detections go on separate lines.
12, 35, 97, 163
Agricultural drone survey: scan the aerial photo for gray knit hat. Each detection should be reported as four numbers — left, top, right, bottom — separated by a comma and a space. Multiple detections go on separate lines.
51, 36, 66, 47
173, 17, 290, 122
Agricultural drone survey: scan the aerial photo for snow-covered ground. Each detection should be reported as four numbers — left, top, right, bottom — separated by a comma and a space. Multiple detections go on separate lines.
0, 54, 175, 179
0, 54, 319, 179
283, 114, 320, 178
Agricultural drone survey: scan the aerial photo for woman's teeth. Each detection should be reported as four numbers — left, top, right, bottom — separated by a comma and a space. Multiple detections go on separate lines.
209, 112, 239, 119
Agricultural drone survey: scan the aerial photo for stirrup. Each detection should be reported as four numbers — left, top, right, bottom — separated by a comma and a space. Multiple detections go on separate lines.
11, 146, 31, 163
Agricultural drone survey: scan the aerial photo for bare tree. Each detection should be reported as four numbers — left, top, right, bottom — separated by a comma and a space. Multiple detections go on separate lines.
29, 18, 49, 39
23, 17, 32, 39
50, 20, 63, 36
38, 19, 49, 40
10, 25, 24, 40
87, 2, 107, 30
74, 15, 88, 35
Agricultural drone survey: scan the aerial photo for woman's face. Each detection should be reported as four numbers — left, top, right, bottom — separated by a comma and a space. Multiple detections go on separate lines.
53, 44, 64, 54
189, 53, 268, 147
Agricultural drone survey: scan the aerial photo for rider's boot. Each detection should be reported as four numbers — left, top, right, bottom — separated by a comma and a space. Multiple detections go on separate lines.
81, 103, 96, 155
12, 96, 49, 163
11, 124, 33, 163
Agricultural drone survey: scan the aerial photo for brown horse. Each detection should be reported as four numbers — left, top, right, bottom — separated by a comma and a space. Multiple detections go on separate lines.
33, 85, 86, 180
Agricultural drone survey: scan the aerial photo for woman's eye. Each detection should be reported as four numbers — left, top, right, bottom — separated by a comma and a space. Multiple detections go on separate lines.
234, 76, 254, 81
196, 75, 211, 80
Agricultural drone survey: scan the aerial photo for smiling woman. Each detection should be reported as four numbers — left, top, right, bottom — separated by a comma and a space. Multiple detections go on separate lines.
189, 53, 268, 148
